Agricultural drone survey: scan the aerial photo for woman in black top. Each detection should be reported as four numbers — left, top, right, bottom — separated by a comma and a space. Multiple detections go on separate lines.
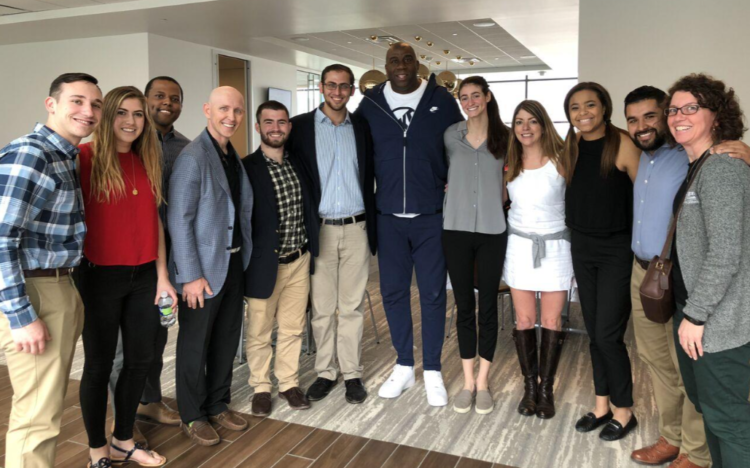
563, 82, 640, 441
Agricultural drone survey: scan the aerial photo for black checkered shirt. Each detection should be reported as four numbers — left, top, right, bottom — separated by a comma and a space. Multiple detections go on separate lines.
264, 152, 307, 256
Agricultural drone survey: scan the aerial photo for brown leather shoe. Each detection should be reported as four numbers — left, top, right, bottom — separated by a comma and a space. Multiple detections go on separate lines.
209, 410, 248, 431
110, 421, 148, 449
251, 392, 272, 417
279, 387, 311, 410
631, 436, 680, 465
181, 420, 220, 446
668, 454, 704, 468
137, 401, 181, 426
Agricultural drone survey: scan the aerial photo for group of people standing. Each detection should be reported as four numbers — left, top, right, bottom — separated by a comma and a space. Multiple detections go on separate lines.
0, 40, 748, 468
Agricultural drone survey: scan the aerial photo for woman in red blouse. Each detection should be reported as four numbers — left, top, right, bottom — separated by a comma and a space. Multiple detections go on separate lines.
78, 86, 176, 468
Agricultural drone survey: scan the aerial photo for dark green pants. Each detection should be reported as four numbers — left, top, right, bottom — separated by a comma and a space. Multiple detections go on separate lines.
674, 305, 750, 468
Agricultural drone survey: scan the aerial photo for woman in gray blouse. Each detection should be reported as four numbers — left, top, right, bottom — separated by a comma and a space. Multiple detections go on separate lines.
666, 73, 750, 467
443, 76, 509, 415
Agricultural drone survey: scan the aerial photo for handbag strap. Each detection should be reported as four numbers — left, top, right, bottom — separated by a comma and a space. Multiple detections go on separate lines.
658, 149, 712, 260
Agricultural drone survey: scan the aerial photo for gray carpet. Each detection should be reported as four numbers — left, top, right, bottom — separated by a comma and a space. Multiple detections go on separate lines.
12, 260, 660, 468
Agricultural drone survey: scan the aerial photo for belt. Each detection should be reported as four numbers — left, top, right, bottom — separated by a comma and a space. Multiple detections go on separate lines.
229, 246, 241, 254
320, 213, 366, 226
23, 268, 74, 278
635, 256, 651, 270
279, 244, 308, 264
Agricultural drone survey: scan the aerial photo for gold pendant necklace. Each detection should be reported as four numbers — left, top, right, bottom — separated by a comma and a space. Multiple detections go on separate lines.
122, 152, 139, 196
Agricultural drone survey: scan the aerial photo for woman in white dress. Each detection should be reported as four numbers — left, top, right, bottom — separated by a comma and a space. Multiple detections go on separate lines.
503, 100, 574, 420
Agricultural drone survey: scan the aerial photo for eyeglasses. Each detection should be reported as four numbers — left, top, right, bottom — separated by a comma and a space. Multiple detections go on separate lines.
323, 82, 354, 92
664, 104, 711, 117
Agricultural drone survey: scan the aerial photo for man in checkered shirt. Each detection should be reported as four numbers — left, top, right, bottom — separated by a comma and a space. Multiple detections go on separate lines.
0, 73, 101, 468
242, 100, 318, 416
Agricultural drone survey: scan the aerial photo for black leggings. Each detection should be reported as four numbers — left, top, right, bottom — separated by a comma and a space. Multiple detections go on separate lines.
570, 229, 633, 408
443, 230, 507, 361
79, 259, 159, 449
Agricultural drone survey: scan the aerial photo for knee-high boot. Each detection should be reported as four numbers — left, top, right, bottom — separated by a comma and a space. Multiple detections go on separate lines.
513, 328, 538, 416
536, 327, 566, 419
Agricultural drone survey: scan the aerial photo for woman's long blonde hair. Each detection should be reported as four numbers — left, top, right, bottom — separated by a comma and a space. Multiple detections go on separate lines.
90, 86, 163, 204
505, 100, 567, 183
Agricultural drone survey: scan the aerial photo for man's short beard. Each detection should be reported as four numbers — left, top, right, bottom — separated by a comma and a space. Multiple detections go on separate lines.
634, 130, 667, 152
261, 133, 286, 148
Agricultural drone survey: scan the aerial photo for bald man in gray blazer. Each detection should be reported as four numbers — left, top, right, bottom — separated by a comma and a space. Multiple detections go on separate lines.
168, 87, 253, 447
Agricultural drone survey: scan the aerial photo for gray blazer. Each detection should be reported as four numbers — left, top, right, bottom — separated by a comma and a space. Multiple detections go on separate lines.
167, 129, 253, 297
676, 153, 750, 353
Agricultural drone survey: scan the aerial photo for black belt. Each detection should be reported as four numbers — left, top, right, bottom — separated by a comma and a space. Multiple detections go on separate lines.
279, 244, 308, 264
635, 256, 651, 270
320, 213, 366, 226
23, 267, 74, 278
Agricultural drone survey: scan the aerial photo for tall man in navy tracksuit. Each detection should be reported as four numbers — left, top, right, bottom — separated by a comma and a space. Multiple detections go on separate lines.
356, 42, 463, 406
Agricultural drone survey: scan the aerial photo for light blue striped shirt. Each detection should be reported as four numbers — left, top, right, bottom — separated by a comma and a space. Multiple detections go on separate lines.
632, 143, 688, 259
314, 108, 365, 219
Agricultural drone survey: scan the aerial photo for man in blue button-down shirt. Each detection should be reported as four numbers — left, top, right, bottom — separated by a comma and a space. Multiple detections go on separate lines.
0, 73, 101, 468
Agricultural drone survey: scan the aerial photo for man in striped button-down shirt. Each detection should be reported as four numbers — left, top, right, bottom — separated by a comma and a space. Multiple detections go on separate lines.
0, 73, 101, 468
288, 64, 377, 405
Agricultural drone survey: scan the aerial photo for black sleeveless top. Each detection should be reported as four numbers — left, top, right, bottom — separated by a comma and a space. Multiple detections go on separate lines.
565, 136, 633, 235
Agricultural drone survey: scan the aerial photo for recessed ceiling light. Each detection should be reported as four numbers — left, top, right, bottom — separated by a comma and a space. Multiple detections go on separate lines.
452, 33, 458, 36
520, 55, 536, 59
347, 41, 352, 44
473, 21, 496, 28
291, 37, 309, 42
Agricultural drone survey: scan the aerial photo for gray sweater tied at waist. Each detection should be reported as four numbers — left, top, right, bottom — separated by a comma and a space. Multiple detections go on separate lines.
508, 226, 570, 268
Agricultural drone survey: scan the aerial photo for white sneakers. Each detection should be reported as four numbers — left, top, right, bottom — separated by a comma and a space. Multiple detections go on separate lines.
378, 364, 415, 398
423, 370, 448, 407
378, 365, 448, 407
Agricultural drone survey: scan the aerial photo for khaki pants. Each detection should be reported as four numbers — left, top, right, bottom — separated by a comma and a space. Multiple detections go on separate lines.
246, 252, 310, 393
311, 221, 370, 380
631, 260, 710, 466
0, 274, 84, 468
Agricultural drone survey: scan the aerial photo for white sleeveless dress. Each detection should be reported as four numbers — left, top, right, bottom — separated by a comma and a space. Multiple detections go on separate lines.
502, 160, 574, 291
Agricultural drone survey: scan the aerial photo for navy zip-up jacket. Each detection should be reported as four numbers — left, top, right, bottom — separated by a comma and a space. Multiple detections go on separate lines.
355, 74, 463, 215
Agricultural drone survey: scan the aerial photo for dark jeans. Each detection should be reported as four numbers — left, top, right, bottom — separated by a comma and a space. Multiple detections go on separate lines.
176, 252, 244, 423
570, 229, 634, 408
443, 229, 507, 361
79, 260, 159, 449
674, 304, 750, 468
377, 214, 446, 371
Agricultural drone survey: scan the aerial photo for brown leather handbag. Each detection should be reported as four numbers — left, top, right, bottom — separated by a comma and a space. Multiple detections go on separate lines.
639, 151, 710, 324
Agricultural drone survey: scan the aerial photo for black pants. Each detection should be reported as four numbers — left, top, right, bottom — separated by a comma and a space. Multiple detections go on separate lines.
571, 229, 634, 408
443, 230, 507, 361
79, 260, 159, 449
176, 252, 244, 423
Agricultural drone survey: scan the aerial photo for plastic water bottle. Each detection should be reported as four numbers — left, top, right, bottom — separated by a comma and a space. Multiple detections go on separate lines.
158, 291, 176, 328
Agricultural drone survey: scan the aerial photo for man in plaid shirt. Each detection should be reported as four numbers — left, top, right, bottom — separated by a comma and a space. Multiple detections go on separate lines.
243, 100, 318, 416
0, 73, 101, 468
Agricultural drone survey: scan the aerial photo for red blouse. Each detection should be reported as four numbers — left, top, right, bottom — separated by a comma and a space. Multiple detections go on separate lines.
78, 142, 159, 266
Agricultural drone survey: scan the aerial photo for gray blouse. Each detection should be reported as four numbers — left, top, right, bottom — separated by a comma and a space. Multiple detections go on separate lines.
443, 121, 506, 234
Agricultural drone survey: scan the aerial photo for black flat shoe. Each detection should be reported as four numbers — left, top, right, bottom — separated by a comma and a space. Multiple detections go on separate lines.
575, 411, 613, 433
306, 377, 337, 401
345, 378, 368, 404
599, 414, 638, 441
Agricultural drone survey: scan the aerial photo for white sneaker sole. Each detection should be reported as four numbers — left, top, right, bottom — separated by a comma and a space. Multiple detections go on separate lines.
475, 404, 494, 415
378, 376, 415, 398
453, 403, 472, 414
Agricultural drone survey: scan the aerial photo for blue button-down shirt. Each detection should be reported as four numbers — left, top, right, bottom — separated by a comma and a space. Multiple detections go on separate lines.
632, 143, 688, 259
0, 124, 86, 328
314, 108, 364, 219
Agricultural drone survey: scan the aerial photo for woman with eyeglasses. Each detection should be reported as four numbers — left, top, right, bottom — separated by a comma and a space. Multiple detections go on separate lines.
503, 100, 573, 420
562, 82, 641, 441
78, 86, 175, 468
666, 74, 750, 467
443, 76, 509, 415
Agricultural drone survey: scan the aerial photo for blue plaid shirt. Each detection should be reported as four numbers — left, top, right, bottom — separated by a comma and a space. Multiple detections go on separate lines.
0, 124, 86, 329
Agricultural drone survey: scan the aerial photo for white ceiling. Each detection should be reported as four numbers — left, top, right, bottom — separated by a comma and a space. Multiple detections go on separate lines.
0, 0, 578, 76
0, 0, 140, 15
273, 19, 548, 73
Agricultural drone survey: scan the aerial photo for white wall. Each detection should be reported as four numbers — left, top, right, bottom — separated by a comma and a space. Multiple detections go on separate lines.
579, 0, 750, 134
147, 34, 299, 150
0, 34, 150, 145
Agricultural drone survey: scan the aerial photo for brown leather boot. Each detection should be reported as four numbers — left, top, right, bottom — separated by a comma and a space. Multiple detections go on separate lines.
536, 327, 565, 419
512, 328, 538, 416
